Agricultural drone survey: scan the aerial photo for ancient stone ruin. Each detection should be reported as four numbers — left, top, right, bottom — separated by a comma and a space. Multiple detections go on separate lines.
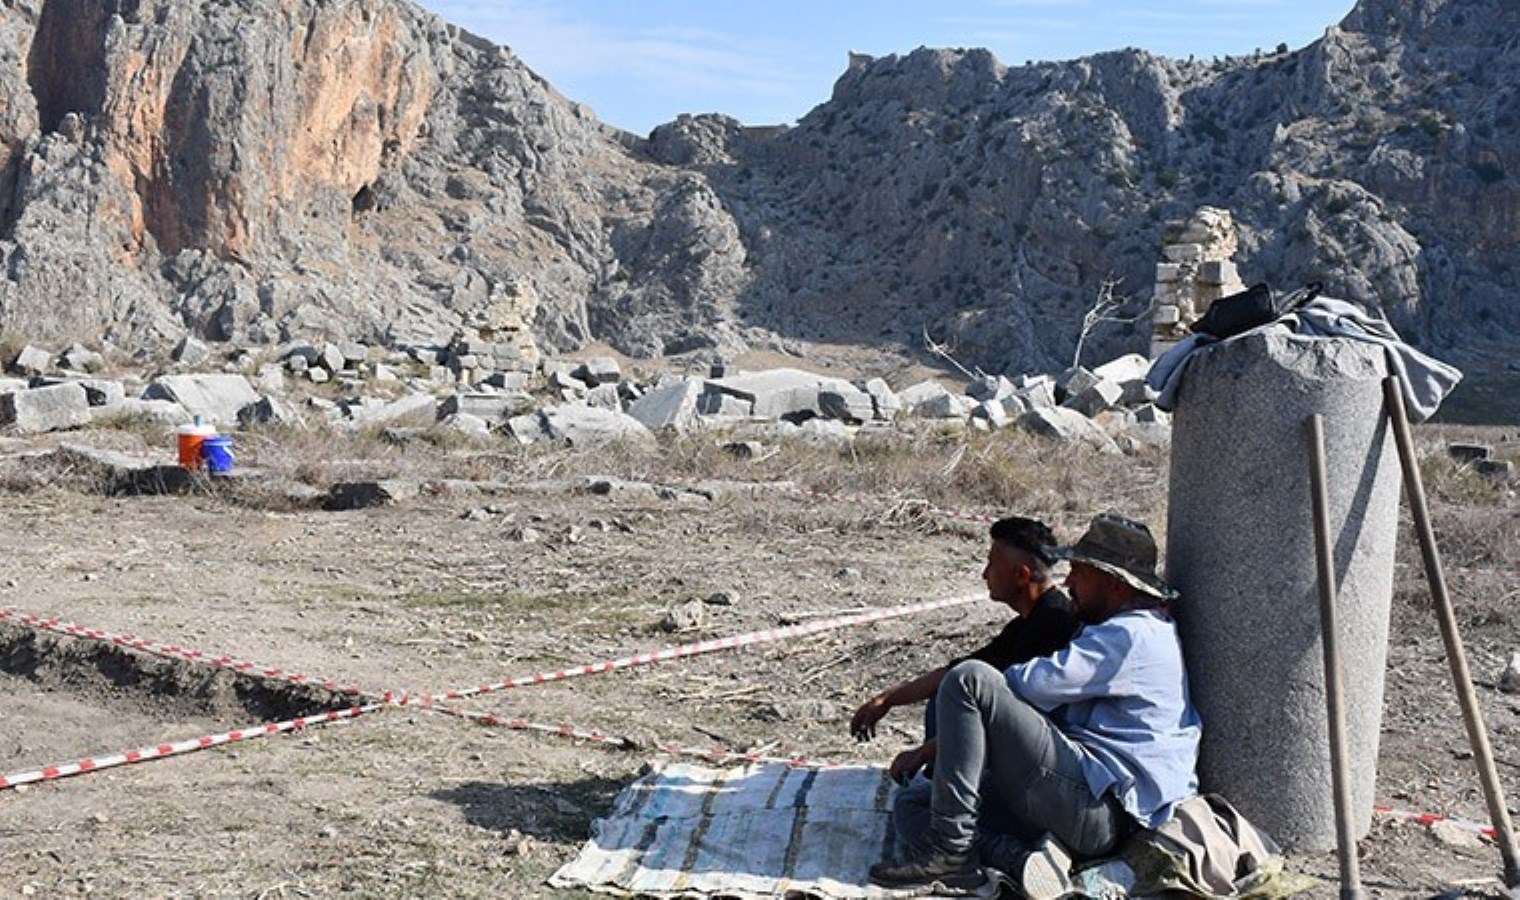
1150, 207, 1248, 355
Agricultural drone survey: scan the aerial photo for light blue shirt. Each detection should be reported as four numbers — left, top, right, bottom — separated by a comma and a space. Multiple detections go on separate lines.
1005, 609, 1201, 829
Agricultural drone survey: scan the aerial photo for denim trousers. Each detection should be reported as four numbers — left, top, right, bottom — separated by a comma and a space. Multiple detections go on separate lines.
894, 660, 1129, 866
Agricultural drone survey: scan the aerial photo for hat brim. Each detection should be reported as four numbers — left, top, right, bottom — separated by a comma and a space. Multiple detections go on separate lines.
1049, 547, 1178, 601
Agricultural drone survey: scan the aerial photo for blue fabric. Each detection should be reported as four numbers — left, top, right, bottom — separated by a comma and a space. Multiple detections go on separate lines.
1145, 296, 1462, 422
1005, 610, 1201, 829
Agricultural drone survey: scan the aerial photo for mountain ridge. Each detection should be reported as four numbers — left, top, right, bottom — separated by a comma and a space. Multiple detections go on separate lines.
0, 0, 1513, 375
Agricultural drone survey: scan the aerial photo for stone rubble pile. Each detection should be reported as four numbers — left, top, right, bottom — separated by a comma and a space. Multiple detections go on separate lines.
0, 340, 1171, 456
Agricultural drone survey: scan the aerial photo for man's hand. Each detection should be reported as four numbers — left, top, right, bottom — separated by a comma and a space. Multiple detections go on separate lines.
850, 693, 892, 742
889, 744, 933, 785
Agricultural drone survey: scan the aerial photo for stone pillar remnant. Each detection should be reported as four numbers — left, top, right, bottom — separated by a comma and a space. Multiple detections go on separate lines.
1151, 207, 1247, 357
1165, 330, 1400, 851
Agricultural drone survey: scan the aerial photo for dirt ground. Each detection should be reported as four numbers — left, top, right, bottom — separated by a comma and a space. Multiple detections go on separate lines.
0, 423, 1514, 898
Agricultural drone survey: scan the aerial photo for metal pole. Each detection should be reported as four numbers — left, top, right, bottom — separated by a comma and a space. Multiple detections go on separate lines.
1306, 414, 1368, 900
1382, 377, 1520, 889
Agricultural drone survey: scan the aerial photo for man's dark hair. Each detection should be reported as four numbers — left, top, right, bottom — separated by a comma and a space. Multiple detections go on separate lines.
989, 516, 1057, 569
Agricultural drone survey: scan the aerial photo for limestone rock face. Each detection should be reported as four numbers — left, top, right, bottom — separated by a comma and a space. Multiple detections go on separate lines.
0, 0, 1512, 372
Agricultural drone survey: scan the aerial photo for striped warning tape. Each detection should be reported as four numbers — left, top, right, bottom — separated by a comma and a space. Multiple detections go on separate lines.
1374, 804, 1508, 841
0, 594, 975, 788
435, 705, 836, 769
0, 703, 382, 791
410, 592, 981, 707
659, 476, 1000, 525
0, 608, 381, 700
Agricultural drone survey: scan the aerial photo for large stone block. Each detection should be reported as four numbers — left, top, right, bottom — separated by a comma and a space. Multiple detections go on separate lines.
142, 374, 261, 427
1165, 331, 1399, 851
699, 368, 849, 421
1015, 406, 1121, 454
0, 383, 91, 433
540, 405, 655, 449
818, 385, 875, 423
627, 377, 703, 432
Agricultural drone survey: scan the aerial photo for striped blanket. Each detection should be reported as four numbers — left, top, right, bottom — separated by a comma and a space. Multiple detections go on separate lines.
550, 761, 990, 898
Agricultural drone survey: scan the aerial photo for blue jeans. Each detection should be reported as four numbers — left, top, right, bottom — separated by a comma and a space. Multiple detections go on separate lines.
903, 661, 1130, 862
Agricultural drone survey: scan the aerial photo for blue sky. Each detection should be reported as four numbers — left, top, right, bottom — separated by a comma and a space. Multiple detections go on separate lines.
418, 1, 1358, 135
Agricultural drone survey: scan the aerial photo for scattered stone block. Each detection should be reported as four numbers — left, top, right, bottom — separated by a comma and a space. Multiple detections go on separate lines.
1055, 366, 1100, 403
540, 406, 654, 449
94, 398, 189, 426
700, 368, 845, 420
575, 357, 622, 385
1499, 652, 1520, 695
966, 375, 1015, 402
798, 417, 851, 450
439, 392, 530, 423
627, 377, 703, 432
1474, 459, 1512, 479
142, 374, 260, 426
1092, 354, 1151, 385
1014, 380, 1056, 410
915, 393, 969, 419
480, 371, 531, 391
11, 345, 51, 376
238, 396, 301, 426
286, 354, 310, 374
1016, 407, 1121, 455
172, 336, 211, 366
505, 412, 548, 445
373, 363, 400, 383
347, 392, 437, 427
660, 600, 707, 633
439, 413, 492, 438
818, 385, 874, 423
60, 344, 105, 373
318, 343, 346, 373
324, 480, 421, 511
585, 384, 622, 410
971, 399, 1012, 429
338, 342, 369, 366
0, 383, 92, 434
864, 378, 901, 421
1447, 443, 1491, 462
896, 380, 951, 412
1064, 378, 1125, 417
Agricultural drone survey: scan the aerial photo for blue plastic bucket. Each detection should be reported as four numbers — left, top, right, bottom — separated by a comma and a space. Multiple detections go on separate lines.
201, 434, 234, 475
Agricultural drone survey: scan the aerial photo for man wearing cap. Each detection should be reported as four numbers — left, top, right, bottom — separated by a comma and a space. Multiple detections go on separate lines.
849, 516, 1080, 776
868, 513, 1202, 898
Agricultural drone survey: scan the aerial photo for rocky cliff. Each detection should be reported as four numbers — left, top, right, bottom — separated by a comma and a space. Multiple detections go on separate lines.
0, 0, 1513, 374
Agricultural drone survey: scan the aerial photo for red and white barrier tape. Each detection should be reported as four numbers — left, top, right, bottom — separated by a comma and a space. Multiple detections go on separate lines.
1374, 804, 1510, 841
438, 705, 836, 769
0, 608, 380, 700
658, 476, 1000, 526
412, 592, 981, 707
0, 703, 382, 791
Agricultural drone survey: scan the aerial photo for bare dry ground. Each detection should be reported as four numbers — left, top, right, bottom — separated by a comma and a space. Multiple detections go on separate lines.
0, 422, 1514, 898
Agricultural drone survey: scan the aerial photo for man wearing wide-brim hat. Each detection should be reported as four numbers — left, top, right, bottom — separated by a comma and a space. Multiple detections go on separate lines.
870, 513, 1202, 898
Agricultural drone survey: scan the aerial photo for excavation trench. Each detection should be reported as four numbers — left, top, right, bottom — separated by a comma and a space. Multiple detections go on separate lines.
0, 623, 357, 775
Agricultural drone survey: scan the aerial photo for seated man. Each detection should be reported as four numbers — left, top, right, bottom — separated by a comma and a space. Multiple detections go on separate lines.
849, 516, 1080, 776
868, 513, 1202, 898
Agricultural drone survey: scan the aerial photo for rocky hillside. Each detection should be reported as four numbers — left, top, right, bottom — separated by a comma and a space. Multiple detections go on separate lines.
0, 0, 1513, 375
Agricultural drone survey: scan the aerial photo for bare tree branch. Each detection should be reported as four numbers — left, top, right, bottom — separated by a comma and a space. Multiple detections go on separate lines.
1072, 277, 1154, 368
921, 326, 988, 382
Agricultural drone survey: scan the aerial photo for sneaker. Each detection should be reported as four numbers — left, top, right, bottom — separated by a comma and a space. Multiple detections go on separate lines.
1013, 834, 1074, 900
868, 848, 986, 893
